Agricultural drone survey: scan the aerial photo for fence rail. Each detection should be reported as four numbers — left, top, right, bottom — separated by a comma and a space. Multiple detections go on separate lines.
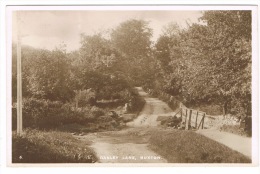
147, 89, 225, 130
178, 103, 208, 130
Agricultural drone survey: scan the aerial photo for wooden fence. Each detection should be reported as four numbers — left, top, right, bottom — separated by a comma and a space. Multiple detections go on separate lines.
173, 103, 215, 130
148, 89, 220, 129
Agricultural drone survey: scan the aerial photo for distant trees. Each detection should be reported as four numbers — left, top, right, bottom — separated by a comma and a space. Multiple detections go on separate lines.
111, 19, 154, 86
153, 23, 183, 96
13, 20, 152, 104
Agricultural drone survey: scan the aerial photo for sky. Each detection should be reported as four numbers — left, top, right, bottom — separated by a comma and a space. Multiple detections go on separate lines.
12, 11, 203, 52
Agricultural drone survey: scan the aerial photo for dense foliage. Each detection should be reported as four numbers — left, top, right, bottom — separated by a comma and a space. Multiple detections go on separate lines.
111, 19, 155, 85
12, 20, 151, 131
12, 11, 252, 132
150, 11, 251, 117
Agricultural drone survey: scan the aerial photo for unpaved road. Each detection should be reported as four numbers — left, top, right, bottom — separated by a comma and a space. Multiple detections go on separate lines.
127, 87, 175, 127
75, 87, 251, 163
76, 128, 167, 163
75, 87, 172, 163
197, 128, 252, 158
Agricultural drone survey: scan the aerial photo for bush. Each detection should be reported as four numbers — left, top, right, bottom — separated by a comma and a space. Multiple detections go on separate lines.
90, 106, 105, 117
220, 124, 251, 137
126, 88, 146, 114
12, 97, 124, 132
74, 89, 96, 107
116, 89, 131, 101
12, 98, 96, 130
12, 129, 97, 163
95, 115, 120, 131
60, 104, 93, 125
97, 115, 114, 122
12, 98, 64, 129
129, 95, 145, 114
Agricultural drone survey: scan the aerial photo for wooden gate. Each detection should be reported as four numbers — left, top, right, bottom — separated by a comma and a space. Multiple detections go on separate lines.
179, 104, 206, 130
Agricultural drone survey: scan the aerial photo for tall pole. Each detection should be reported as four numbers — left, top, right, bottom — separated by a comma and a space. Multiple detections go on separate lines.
17, 11, 23, 135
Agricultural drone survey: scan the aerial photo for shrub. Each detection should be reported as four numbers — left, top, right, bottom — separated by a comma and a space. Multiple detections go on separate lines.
60, 104, 93, 125
126, 88, 146, 114
90, 106, 105, 117
114, 89, 131, 101
220, 124, 251, 137
95, 115, 120, 131
12, 97, 123, 132
129, 95, 145, 114
74, 89, 96, 107
12, 98, 97, 130
12, 98, 64, 130
97, 115, 114, 122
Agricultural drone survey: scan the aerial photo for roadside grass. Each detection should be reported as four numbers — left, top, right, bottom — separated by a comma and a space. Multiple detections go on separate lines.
149, 129, 251, 163
12, 129, 97, 163
220, 125, 251, 137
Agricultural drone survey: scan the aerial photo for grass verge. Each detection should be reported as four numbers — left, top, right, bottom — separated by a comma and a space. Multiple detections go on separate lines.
220, 124, 251, 137
149, 129, 251, 163
12, 129, 97, 163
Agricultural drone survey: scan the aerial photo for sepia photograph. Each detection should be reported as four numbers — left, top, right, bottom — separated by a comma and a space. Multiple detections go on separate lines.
7, 6, 257, 166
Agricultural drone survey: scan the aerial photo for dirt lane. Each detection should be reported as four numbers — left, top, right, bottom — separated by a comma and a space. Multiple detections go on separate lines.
75, 87, 251, 163
127, 87, 175, 127
92, 142, 166, 163
76, 128, 167, 163
75, 88, 173, 163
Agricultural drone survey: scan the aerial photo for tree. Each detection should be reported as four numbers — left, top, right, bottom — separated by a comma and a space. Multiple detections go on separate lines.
27, 48, 73, 102
199, 11, 251, 115
154, 23, 184, 97
111, 19, 154, 85
152, 10, 251, 117
79, 33, 118, 71
70, 33, 131, 101
111, 19, 152, 58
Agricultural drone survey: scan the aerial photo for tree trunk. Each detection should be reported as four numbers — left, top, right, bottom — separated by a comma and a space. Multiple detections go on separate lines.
222, 101, 228, 118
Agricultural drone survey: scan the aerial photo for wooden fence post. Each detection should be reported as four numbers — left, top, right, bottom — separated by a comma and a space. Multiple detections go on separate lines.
189, 109, 192, 129
195, 111, 198, 128
185, 109, 188, 130
202, 113, 206, 129
180, 107, 183, 121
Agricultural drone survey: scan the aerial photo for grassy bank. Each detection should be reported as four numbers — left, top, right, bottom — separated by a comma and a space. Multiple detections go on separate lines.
12, 129, 97, 163
220, 124, 251, 137
149, 129, 251, 163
